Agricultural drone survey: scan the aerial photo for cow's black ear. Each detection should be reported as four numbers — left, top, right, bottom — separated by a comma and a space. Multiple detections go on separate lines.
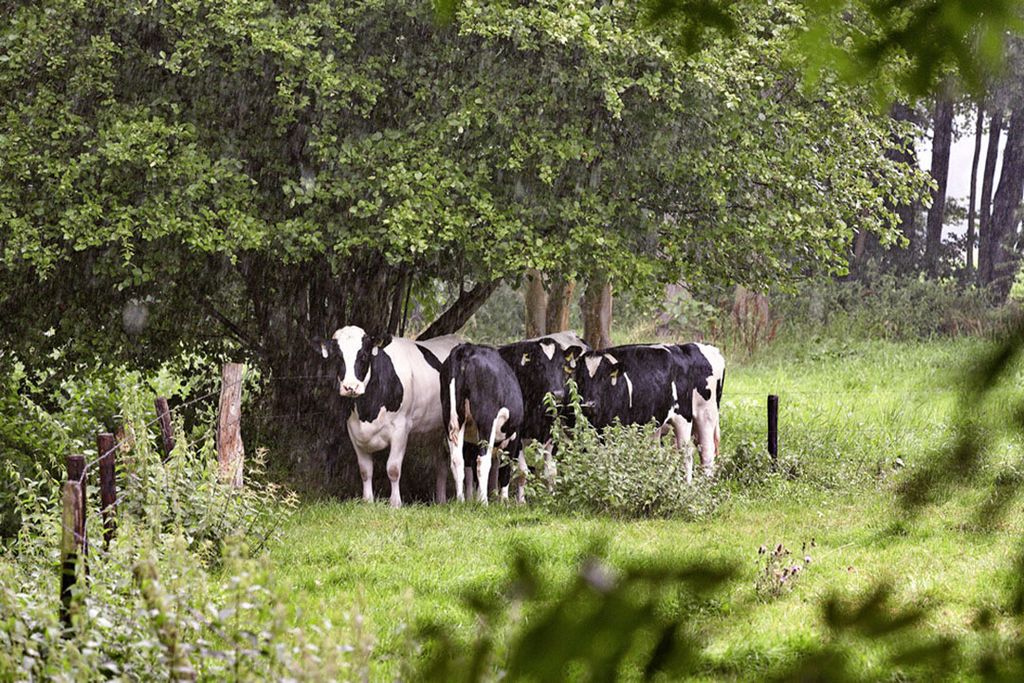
311, 336, 331, 359
373, 334, 393, 349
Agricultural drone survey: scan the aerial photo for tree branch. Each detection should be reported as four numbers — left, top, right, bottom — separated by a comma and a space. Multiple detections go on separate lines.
417, 280, 501, 340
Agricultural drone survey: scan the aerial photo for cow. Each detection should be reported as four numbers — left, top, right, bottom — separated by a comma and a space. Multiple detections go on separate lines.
492, 331, 590, 498
572, 342, 725, 483
316, 326, 462, 507
440, 343, 524, 504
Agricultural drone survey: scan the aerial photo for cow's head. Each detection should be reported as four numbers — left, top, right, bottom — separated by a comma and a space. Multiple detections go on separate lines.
517, 339, 580, 403
572, 351, 621, 414
315, 326, 391, 398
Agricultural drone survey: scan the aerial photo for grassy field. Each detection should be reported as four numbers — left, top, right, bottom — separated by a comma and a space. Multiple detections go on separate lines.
269, 337, 1024, 679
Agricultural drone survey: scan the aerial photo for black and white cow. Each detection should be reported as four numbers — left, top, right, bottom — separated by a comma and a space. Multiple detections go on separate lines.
494, 331, 590, 497
440, 344, 524, 504
316, 326, 462, 507
573, 342, 725, 483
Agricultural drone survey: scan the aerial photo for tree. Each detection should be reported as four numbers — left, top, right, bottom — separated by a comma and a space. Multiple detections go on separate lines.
977, 110, 1004, 286
0, 0, 928, 485
966, 101, 985, 276
988, 106, 1024, 300
924, 94, 954, 275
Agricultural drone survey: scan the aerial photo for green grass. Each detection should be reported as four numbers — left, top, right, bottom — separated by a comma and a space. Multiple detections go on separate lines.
268, 337, 1024, 679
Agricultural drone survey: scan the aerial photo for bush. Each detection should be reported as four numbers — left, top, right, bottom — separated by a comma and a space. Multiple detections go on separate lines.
773, 268, 1003, 342
0, 391, 378, 681
535, 389, 724, 519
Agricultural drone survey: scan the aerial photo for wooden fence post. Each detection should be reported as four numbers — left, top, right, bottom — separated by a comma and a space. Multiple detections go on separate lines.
59, 479, 84, 629
767, 394, 779, 464
217, 363, 245, 488
97, 432, 117, 546
154, 397, 175, 457
65, 455, 87, 556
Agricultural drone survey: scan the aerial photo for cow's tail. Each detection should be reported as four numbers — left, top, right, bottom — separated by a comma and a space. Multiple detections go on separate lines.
448, 374, 461, 445
717, 366, 725, 409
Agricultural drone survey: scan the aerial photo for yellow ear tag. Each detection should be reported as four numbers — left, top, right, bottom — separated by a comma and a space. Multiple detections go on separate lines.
520, 353, 530, 366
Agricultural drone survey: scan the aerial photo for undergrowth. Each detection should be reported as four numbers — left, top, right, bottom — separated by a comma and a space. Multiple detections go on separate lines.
0, 393, 376, 681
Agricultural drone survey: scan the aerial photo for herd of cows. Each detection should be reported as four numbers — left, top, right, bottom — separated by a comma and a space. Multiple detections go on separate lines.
314, 327, 726, 507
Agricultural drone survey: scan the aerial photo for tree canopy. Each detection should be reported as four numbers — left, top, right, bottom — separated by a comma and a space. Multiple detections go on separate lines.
1, 0, 927, 376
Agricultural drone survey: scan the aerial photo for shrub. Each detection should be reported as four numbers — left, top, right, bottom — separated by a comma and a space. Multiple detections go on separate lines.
0, 391, 376, 681
535, 387, 724, 519
773, 268, 1003, 342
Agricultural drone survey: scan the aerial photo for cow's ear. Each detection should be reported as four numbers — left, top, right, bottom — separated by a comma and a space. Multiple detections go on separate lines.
311, 336, 331, 359
373, 334, 392, 349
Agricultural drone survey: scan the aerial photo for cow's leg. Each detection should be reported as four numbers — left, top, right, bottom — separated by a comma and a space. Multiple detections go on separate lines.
498, 460, 512, 502
696, 411, 719, 478
515, 451, 529, 504
542, 440, 557, 493
478, 408, 509, 505
435, 446, 448, 504
353, 443, 374, 503
671, 416, 695, 485
449, 425, 466, 502
489, 459, 499, 494
386, 429, 409, 508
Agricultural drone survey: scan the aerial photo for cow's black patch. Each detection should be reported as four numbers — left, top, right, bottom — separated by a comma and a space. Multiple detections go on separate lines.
415, 343, 443, 372
352, 347, 404, 422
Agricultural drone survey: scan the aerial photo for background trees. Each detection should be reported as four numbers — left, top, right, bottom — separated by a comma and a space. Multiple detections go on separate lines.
0, 0, 921, 362
0, 0, 942, 485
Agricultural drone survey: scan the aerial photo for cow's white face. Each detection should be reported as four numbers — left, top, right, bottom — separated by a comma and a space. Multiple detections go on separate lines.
332, 326, 376, 397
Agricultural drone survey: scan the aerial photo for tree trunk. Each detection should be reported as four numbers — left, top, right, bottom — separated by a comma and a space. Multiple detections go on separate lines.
418, 280, 502, 340
523, 269, 547, 338
582, 276, 612, 350
925, 95, 954, 276
545, 277, 575, 333
978, 110, 1003, 286
988, 108, 1024, 301
883, 102, 920, 270
966, 102, 984, 276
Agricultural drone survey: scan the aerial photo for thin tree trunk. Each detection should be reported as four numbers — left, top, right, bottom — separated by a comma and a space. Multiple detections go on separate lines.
582, 276, 612, 350
545, 277, 575, 333
989, 108, 1024, 301
966, 102, 984, 276
925, 95, 955, 276
523, 269, 547, 338
978, 110, 1004, 286
418, 280, 501, 340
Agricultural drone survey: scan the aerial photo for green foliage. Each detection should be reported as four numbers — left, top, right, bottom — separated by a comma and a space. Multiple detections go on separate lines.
0, 392, 365, 681
648, 0, 1024, 99
0, 0, 928, 380
532, 383, 722, 520
416, 543, 735, 682
773, 268, 1007, 342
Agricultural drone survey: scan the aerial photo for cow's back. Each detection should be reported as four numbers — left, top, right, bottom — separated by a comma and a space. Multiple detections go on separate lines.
383, 335, 462, 435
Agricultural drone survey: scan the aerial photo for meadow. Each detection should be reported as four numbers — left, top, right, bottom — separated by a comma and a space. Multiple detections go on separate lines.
270, 335, 1024, 679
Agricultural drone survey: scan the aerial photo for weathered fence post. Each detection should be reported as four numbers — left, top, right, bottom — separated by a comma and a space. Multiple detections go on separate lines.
217, 363, 245, 488
767, 394, 779, 464
154, 396, 175, 457
97, 432, 117, 546
65, 455, 87, 556
59, 468, 85, 629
